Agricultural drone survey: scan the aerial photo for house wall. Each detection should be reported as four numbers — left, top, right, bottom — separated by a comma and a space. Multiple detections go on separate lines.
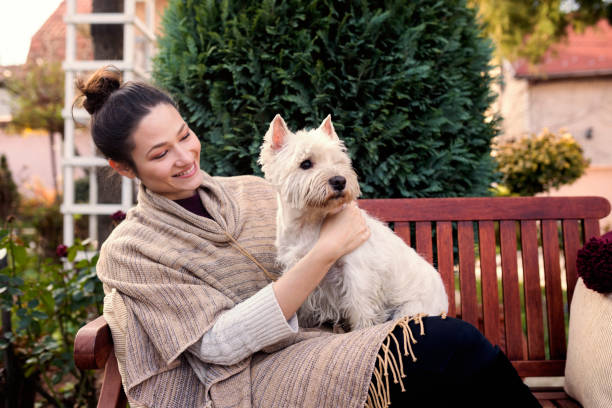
497, 61, 530, 139
527, 77, 612, 166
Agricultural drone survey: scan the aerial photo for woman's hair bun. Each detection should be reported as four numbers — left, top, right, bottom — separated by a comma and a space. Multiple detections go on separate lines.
75, 66, 122, 115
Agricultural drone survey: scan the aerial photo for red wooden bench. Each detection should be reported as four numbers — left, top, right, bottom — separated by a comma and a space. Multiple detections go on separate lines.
75, 196, 611, 407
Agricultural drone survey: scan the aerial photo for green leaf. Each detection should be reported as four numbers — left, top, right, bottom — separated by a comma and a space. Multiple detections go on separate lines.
67, 246, 78, 262
30, 310, 48, 320
12, 246, 27, 267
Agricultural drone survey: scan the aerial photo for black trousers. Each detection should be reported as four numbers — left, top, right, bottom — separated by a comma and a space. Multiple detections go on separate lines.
371, 316, 542, 408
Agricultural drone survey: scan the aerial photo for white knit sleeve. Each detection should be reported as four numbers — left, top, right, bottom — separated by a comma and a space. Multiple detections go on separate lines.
187, 283, 299, 365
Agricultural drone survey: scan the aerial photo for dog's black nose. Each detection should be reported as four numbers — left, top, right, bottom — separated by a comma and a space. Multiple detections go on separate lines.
329, 176, 346, 191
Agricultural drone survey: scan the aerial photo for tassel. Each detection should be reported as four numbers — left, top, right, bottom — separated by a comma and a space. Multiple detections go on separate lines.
365, 314, 428, 408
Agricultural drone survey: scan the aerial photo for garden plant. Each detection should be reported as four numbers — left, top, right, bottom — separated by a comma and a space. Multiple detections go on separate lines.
1, 219, 104, 407
493, 128, 590, 196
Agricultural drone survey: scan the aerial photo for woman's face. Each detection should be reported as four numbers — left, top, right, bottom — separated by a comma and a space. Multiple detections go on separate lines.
123, 103, 203, 200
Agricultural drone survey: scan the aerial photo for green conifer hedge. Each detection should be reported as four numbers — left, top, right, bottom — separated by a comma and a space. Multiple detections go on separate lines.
154, 0, 498, 198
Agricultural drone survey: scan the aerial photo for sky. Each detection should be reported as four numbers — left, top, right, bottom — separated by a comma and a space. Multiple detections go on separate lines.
0, 0, 64, 66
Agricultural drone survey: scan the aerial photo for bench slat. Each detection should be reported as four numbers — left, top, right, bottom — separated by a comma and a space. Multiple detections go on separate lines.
477, 220, 501, 346
359, 196, 610, 222
415, 221, 433, 264
394, 221, 411, 247
458, 221, 479, 327
541, 220, 567, 360
436, 221, 456, 317
583, 218, 600, 241
500, 221, 525, 360
562, 220, 581, 304
520, 220, 546, 360
513, 360, 565, 377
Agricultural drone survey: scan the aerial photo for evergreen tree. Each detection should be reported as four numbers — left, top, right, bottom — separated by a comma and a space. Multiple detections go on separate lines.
154, 0, 499, 198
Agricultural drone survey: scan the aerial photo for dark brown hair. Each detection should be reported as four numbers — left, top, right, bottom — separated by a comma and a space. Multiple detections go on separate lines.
74, 66, 177, 170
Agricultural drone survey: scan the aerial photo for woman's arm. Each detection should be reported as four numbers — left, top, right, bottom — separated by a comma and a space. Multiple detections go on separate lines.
189, 201, 370, 365
188, 283, 297, 365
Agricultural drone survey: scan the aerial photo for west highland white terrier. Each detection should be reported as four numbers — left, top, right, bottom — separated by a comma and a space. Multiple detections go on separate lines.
259, 114, 448, 330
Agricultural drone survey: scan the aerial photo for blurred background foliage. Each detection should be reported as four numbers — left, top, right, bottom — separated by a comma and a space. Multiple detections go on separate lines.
471, 0, 612, 63
1, 153, 97, 406
154, 0, 500, 198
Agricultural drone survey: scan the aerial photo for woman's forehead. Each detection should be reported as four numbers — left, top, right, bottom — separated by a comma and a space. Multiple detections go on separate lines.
132, 104, 184, 149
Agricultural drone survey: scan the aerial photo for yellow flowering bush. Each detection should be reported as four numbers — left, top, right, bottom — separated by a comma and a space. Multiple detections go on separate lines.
493, 129, 590, 196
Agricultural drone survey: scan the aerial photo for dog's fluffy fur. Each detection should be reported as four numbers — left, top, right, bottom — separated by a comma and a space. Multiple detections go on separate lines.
259, 114, 448, 330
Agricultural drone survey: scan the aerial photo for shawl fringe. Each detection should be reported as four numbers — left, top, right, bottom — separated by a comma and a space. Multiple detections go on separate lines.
365, 313, 448, 408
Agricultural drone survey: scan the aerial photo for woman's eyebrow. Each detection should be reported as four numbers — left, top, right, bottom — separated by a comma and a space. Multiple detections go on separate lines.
146, 124, 186, 155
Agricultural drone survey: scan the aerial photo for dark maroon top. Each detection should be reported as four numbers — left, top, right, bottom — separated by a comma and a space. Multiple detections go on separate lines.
174, 193, 212, 219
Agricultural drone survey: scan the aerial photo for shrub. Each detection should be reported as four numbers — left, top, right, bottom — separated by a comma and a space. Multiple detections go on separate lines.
493, 129, 590, 196
0, 224, 102, 407
154, 0, 498, 198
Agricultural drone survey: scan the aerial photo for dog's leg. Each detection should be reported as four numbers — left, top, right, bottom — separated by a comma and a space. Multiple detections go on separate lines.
339, 263, 387, 330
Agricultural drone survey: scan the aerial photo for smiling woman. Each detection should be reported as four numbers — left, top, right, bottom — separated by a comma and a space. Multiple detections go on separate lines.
75, 66, 540, 408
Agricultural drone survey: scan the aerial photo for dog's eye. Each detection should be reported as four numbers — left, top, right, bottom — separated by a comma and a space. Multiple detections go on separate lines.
300, 159, 312, 170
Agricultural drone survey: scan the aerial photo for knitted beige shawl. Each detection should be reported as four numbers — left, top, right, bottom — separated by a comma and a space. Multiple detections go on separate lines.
97, 171, 409, 408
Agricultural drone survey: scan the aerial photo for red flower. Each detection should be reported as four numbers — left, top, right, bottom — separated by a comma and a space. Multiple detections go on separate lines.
111, 210, 126, 222
56, 244, 68, 258
576, 231, 612, 294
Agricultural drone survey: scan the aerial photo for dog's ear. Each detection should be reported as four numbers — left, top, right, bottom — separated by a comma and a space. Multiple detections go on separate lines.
266, 114, 290, 151
318, 115, 339, 140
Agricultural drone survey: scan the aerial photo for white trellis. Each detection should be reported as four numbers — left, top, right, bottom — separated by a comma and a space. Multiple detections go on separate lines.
62, 0, 157, 246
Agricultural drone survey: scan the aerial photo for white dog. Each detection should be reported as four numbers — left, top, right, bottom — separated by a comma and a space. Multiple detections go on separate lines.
259, 114, 448, 330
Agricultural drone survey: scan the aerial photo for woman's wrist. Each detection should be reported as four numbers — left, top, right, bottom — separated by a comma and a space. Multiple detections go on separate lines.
272, 244, 336, 320
310, 239, 341, 269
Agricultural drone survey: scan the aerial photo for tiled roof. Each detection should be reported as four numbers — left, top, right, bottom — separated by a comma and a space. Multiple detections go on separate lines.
26, 0, 93, 63
514, 19, 612, 79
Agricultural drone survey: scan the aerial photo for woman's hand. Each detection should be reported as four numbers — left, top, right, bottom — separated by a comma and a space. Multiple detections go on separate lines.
314, 201, 371, 264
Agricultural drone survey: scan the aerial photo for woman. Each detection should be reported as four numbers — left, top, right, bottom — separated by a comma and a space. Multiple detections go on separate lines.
78, 66, 540, 408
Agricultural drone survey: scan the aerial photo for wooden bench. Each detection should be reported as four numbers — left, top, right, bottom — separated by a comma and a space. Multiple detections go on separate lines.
74, 196, 611, 407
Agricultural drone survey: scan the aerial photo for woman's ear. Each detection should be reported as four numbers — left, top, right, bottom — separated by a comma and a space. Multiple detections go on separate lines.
108, 159, 136, 179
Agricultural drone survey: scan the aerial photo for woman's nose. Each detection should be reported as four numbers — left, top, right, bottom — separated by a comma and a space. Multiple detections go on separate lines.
175, 145, 193, 165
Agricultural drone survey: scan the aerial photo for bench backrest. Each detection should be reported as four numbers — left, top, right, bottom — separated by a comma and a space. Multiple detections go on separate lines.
358, 196, 610, 377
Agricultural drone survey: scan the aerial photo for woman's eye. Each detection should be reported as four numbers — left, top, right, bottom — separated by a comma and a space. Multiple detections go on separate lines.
153, 151, 167, 160
181, 132, 190, 141
300, 159, 312, 170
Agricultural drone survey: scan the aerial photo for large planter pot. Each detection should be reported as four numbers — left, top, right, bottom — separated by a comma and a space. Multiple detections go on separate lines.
564, 278, 612, 408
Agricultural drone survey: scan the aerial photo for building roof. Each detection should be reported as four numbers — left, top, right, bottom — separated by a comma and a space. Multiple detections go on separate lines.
514, 19, 612, 80
26, 0, 93, 63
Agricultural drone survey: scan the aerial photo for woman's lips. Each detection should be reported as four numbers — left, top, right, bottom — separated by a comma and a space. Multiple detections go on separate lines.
173, 163, 196, 178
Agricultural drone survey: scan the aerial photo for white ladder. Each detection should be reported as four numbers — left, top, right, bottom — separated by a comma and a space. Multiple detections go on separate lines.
62, 0, 157, 246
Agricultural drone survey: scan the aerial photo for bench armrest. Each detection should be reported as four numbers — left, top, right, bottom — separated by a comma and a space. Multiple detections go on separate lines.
74, 315, 113, 370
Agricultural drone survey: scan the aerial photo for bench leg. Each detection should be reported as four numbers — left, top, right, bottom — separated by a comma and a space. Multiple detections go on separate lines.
97, 349, 127, 408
